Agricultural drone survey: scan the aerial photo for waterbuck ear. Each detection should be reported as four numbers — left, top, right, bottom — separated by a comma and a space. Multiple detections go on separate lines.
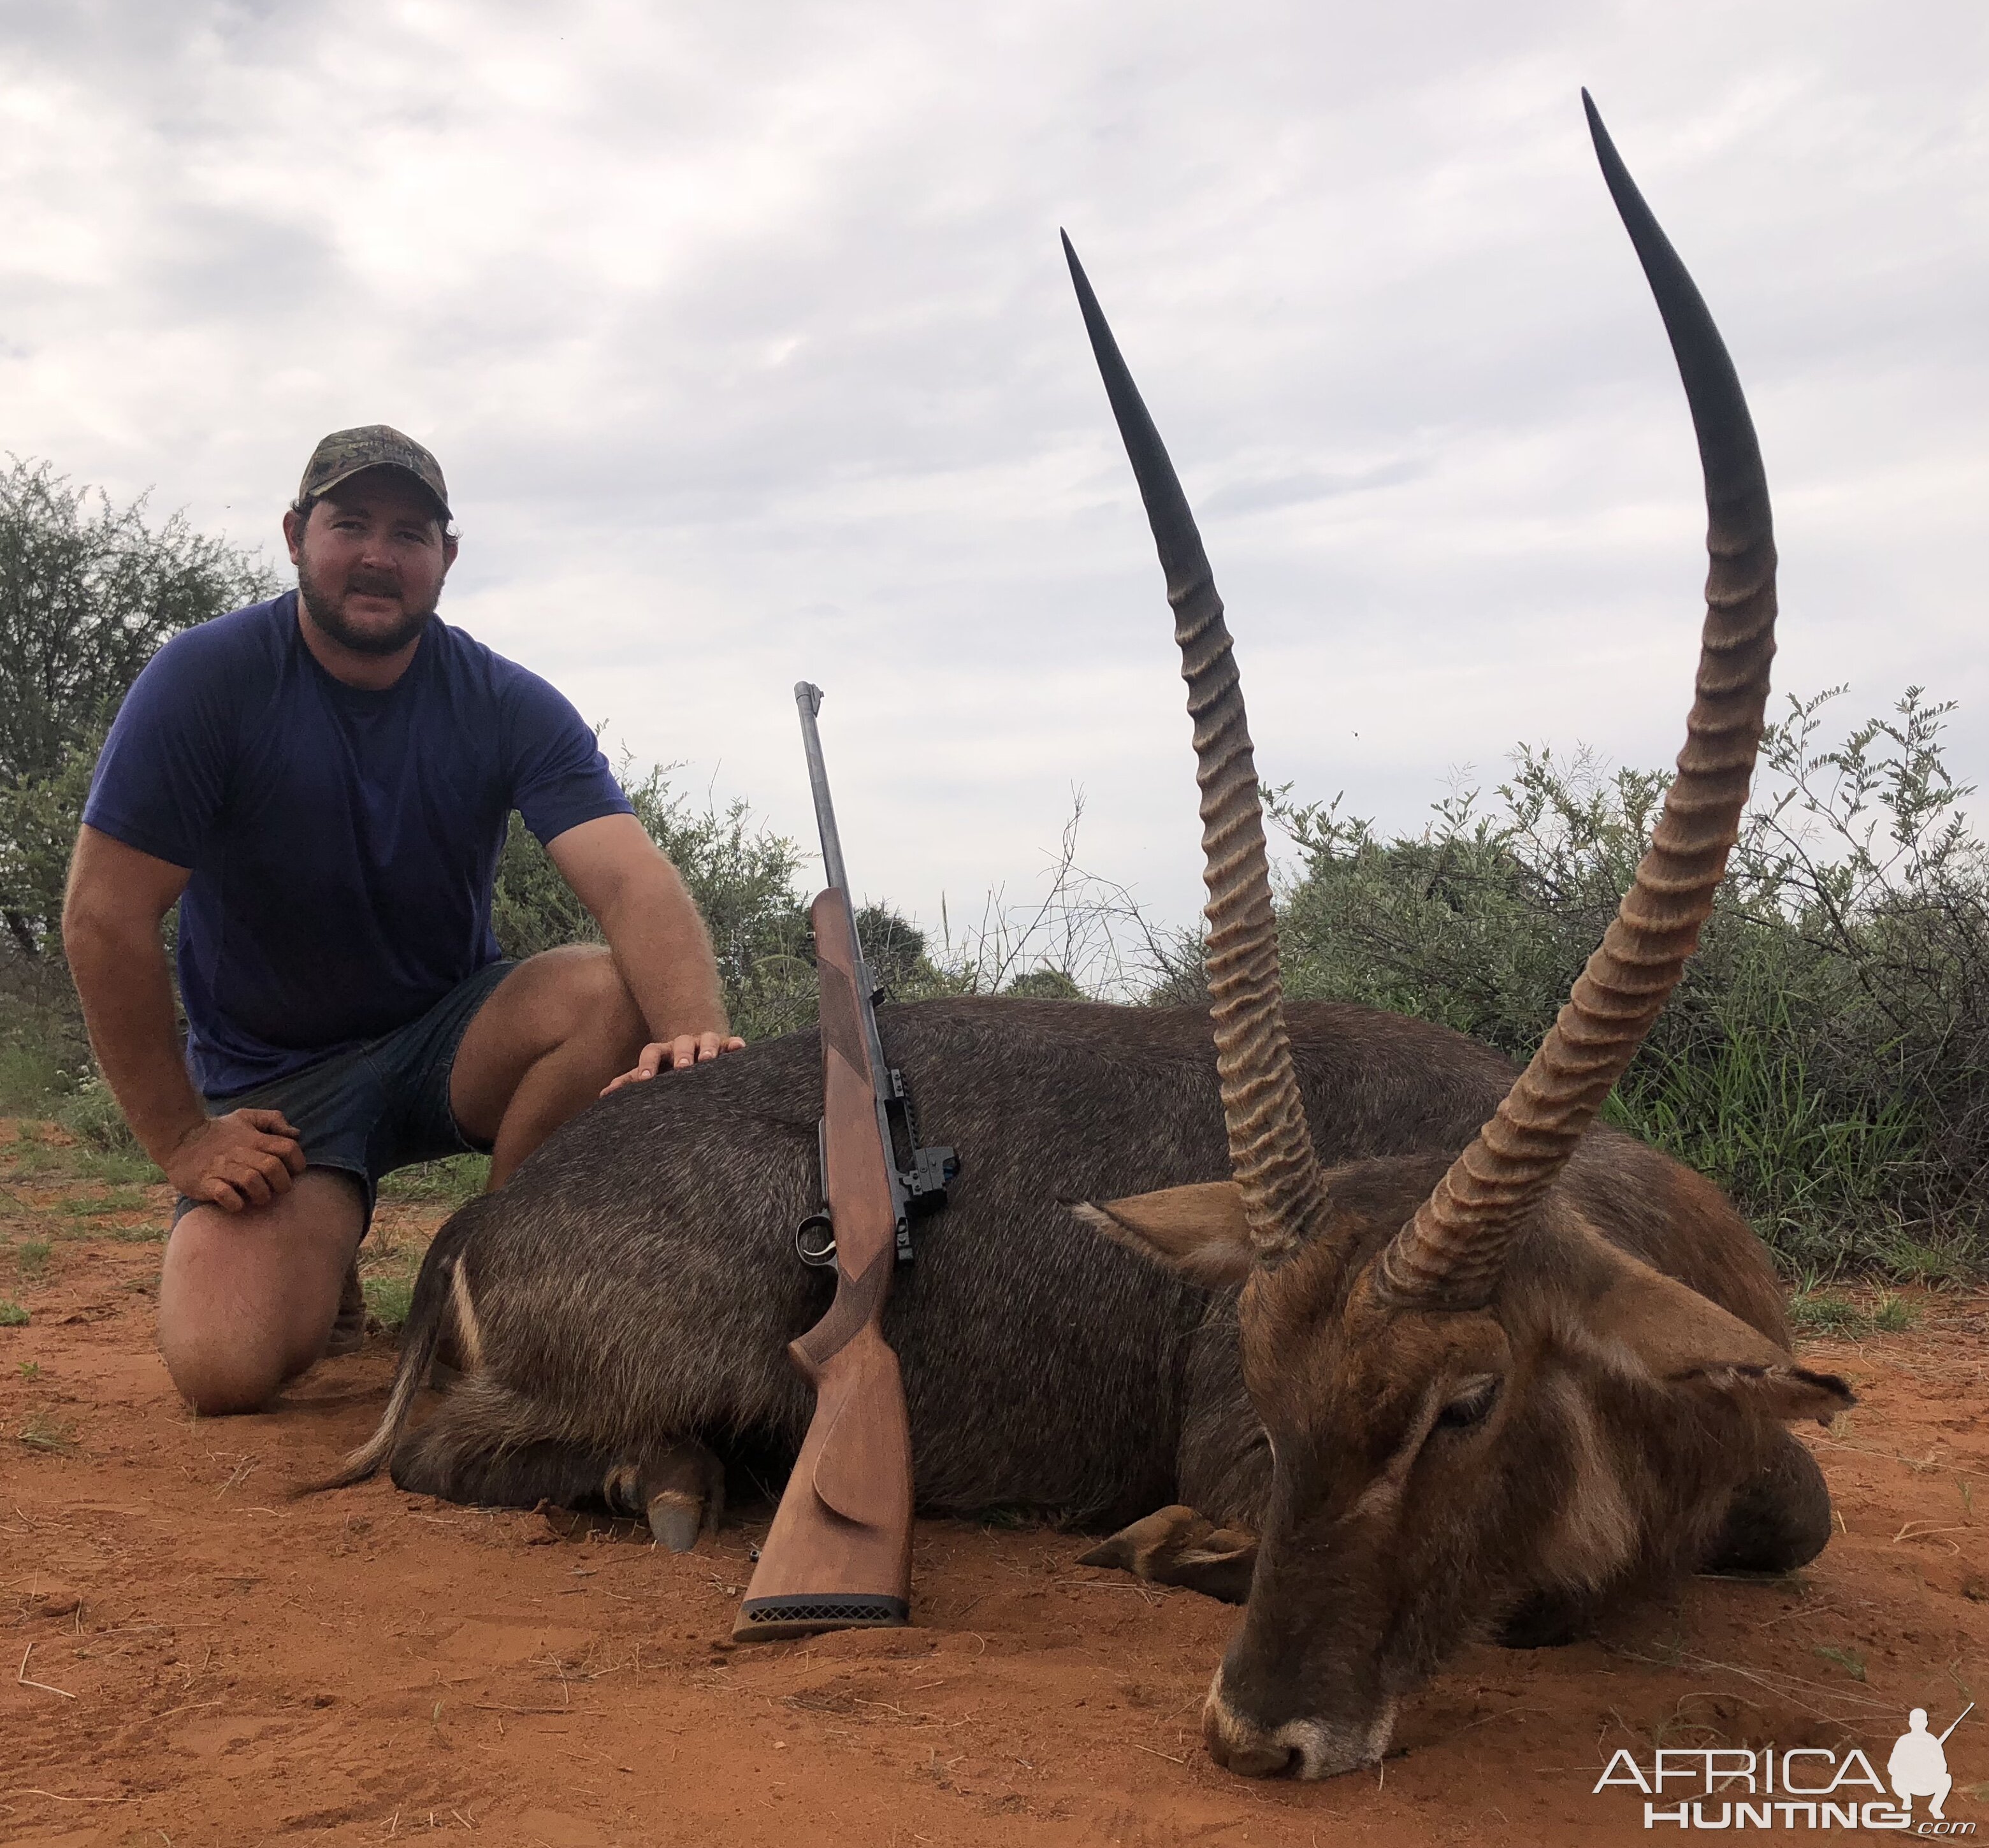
1069, 1181, 1256, 1286
1572, 1239, 1854, 1426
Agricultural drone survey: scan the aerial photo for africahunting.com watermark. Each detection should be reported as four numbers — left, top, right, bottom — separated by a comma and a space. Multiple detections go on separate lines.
1593, 1705, 1974, 1833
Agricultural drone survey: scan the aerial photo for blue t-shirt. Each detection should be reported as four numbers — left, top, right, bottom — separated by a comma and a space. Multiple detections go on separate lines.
83, 592, 633, 1097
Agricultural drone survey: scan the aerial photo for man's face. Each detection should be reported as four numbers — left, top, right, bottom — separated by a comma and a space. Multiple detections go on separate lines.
285, 469, 458, 657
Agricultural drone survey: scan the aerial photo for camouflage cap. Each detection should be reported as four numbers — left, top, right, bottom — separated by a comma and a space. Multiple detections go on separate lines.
296, 425, 452, 522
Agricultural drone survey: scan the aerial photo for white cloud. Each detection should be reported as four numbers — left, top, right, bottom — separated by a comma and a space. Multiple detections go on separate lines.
4, 0, 1985, 943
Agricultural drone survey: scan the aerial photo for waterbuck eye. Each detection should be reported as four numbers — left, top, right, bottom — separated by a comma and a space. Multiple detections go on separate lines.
1436, 1376, 1500, 1431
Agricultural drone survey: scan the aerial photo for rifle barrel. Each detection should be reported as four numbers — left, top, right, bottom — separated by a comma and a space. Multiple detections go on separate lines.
795, 682, 850, 895
794, 681, 893, 1129
1938, 1702, 1974, 1745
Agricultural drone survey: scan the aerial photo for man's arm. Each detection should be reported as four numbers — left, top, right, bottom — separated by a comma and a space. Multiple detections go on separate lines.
62, 825, 305, 1209
544, 813, 746, 1090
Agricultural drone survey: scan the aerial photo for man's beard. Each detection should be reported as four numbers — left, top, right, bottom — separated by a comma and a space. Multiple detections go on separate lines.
296, 556, 436, 657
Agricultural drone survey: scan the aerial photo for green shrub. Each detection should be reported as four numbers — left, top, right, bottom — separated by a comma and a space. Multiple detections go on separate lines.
489, 760, 957, 1043
0, 459, 273, 965
1266, 688, 1988, 1280
492, 761, 824, 1043
0, 1301, 27, 1327
57, 1076, 147, 1156
1002, 969, 1085, 1000
0, 1041, 63, 1113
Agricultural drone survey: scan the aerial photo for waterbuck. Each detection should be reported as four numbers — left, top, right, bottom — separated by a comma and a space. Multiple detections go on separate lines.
1060, 93, 1851, 1776
326, 96, 1846, 1780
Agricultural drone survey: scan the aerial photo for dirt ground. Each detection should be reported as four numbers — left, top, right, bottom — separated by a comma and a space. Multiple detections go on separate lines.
4, 1119, 1986, 1848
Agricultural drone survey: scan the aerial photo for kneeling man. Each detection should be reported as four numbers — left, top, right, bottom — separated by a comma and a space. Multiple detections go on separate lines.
62, 427, 742, 1415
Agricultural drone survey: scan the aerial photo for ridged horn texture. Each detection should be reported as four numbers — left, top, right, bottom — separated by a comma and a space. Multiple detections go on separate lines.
1063, 230, 1329, 1267
1375, 93, 1779, 1311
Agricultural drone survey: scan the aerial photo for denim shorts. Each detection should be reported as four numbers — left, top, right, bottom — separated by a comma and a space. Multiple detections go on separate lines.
174, 960, 516, 1230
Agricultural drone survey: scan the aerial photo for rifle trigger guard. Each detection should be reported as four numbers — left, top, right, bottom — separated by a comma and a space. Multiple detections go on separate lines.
794, 1115, 837, 1267
794, 1211, 837, 1268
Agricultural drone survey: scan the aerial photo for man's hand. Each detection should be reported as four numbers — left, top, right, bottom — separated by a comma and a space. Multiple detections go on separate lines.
166, 1109, 307, 1213
601, 1032, 746, 1095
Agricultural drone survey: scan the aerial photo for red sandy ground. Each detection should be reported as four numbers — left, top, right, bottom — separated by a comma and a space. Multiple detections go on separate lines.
3, 1122, 1986, 1847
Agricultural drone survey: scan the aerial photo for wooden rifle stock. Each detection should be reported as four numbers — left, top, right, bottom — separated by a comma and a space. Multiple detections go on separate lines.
734, 885, 915, 1640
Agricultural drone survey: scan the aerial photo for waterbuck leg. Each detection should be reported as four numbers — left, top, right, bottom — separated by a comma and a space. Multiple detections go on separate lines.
1078, 1504, 1259, 1605
1702, 1430, 1833, 1573
390, 1401, 609, 1510
388, 1380, 723, 1550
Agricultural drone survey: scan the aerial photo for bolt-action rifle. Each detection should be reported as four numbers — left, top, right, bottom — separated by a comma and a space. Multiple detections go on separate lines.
734, 683, 957, 1642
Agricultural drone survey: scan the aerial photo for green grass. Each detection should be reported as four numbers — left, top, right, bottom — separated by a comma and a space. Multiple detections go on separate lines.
377, 1154, 488, 1207
1813, 1644, 1869, 1683
17, 1410, 76, 1452
99, 1221, 168, 1245
61, 1146, 162, 1186
2, 1124, 161, 1187
357, 1210, 438, 1335
54, 1186, 152, 1219
0, 1300, 27, 1327
362, 1273, 416, 1333
13, 1238, 50, 1280
1, 1125, 59, 1174
1865, 1229, 1976, 1287
1787, 1289, 1920, 1339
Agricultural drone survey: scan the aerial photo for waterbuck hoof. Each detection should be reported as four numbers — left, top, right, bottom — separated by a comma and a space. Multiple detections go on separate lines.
1080, 1504, 1258, 1603
646, 1491, 704, 1554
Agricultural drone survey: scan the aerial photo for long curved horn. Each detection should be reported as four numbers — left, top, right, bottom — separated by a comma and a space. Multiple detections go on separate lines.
1376, 93, 1779, 1310
1064, 231, 1329, 1267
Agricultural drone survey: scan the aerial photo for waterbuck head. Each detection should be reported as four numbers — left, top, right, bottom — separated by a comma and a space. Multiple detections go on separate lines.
1064, 94, 1852, 1780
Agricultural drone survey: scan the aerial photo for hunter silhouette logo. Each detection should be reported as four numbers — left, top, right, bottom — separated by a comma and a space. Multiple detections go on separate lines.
1891, 1706, 1971, 1822
1591, 1703, 1976, 1831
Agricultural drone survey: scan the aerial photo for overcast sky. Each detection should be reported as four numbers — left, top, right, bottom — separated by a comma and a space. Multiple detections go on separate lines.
4, 1, 1984, 962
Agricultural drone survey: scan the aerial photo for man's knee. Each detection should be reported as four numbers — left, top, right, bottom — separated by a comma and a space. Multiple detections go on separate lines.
161, 1327, 289, 1416
572, 945, 644, 1047
156, 1179, 360, 1415
157, 1257, 291, 1414
524, 944, 644, 1059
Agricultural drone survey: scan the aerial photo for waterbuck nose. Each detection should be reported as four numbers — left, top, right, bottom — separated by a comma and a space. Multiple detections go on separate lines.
1205, 1726, 1299, 1778
1202, 1683, 1301, 1778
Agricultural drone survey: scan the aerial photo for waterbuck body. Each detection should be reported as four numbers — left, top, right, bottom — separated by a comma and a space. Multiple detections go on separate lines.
340, 994, 1817, 1598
